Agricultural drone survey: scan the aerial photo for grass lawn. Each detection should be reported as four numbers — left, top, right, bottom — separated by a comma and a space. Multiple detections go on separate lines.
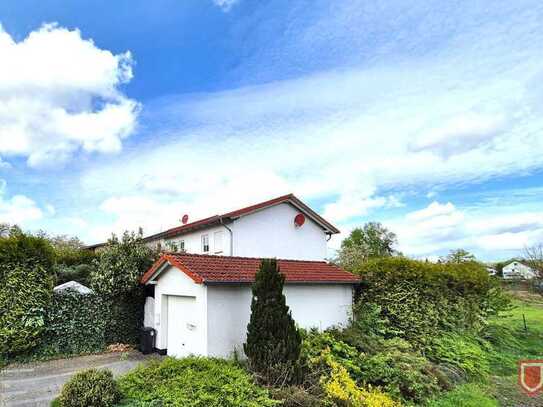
429, 292, 543, 406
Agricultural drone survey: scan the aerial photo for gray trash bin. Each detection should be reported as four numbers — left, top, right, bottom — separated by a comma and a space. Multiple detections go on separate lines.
140, 327, 156, 354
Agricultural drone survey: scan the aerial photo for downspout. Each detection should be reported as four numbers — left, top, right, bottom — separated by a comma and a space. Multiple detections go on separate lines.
219, 217, 234, 256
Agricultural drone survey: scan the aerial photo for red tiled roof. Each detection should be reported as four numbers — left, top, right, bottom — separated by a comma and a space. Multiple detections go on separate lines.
141, 253, 360, 285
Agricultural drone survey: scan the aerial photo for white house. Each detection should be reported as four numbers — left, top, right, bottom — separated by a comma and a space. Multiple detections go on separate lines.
142, 193, 340, 260
88, 194, 340, 261
502, 261, 536, 280
138, 194, 359, 358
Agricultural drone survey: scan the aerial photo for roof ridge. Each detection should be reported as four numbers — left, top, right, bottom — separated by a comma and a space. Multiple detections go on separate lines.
165, 251, 332, 264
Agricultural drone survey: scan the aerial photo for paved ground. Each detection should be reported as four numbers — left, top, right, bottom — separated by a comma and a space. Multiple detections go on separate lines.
0, 351, 161, 407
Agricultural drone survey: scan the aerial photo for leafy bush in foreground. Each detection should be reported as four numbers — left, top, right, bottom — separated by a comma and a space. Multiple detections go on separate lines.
117, 357, 278, 407
58, 368, 121, 407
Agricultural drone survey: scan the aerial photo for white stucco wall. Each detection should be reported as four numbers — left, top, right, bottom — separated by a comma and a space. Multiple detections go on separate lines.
503, 262, 536, 279
147, 225, 232, 256
283, 285, 353, 330
231, 203, 328, 260
152, 265, 208, 355
206, 285, 252, 357
206, 283, 353, 358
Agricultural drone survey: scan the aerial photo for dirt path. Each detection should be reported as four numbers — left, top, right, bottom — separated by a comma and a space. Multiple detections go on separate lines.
0, 351, 161, 407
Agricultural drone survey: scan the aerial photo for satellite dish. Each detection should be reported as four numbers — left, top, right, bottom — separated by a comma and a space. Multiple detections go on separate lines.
294, 213, 305, 227
181, 214, 189, 224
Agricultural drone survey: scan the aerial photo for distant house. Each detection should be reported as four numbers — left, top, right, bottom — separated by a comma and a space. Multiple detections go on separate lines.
486, 266, 497, 276
502, 261, 536, 280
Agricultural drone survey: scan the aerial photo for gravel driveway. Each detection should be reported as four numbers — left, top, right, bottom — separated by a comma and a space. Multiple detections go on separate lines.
0, 351, 161, 407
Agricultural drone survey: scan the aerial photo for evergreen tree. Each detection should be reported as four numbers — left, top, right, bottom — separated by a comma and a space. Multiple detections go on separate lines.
244, 258, 301, 384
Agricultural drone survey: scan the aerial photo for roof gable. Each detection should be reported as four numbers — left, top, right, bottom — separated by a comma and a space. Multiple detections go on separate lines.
141, 253, 360, 285
142, 194, 339, 243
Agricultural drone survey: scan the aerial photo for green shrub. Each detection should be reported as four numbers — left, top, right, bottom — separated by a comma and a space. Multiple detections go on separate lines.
118, 357, 279, 407
354, 258, 509, 347
428, 383, 498, 407
54, 263, 95, 286
91, 231, 157, 297
357, 338, 440, 403
34, 292, 107, 357
302, 330, 363, 378
33, 290, 143, 359
0, 263, 53, 355
58, 369, 121, 407
302, 330, 439, 404
0, 226, 56, 275
270, 386, 323, 407
426, 333, 492, 380
330, 303, 400, 354
315, 349, 401, 407
48, 235, 96, 267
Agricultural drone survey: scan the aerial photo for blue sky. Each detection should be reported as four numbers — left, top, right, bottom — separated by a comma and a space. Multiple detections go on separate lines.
0, 0, 542, 261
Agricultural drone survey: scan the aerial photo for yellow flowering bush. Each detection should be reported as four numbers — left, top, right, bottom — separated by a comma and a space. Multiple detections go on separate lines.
316, 349, 401, 407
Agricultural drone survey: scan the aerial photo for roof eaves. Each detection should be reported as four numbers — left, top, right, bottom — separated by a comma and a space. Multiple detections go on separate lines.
203, 279, 360, 285
163, 254, 204, 284
141, 254, 205, 285
287, 196, 340, 234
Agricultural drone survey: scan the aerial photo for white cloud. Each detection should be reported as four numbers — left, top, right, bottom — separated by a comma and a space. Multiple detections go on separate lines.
0, 23, 139, 168
409, 112, 507, 157
65, 0, 543, 252
388, 201, 543, 259
213, 0, 239, 12
80, 50, 543, 242
0, 183, 43, 225
406, 201, 457, 221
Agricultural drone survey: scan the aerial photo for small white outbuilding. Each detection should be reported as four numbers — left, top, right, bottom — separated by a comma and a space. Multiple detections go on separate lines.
53, 281, 93, 295
141, 253, 359, 358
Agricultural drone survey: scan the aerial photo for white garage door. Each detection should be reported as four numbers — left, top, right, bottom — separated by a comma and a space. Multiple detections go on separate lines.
167, 295, 199, 358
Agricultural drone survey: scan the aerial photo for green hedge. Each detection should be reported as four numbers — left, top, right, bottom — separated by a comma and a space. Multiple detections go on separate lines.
33, 290, 144, 358
355, 258, 509, 348
0, 263, 53, 355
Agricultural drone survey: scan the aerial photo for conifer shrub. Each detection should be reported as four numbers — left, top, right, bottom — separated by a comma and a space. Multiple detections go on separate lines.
244, 258, 302, 385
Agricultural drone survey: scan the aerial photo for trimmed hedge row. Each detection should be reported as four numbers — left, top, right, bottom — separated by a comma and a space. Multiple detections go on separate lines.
33, 290, 144, 358
355, 257, 508, 348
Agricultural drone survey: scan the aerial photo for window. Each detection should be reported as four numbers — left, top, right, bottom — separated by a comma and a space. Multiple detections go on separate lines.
202, 234, 209, 253
179, 240, 185, 252
214, 231, 223, 254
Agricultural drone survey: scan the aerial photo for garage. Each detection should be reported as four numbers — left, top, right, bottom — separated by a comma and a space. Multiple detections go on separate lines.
142, 252, 359, 358
166, 296, 199, 358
